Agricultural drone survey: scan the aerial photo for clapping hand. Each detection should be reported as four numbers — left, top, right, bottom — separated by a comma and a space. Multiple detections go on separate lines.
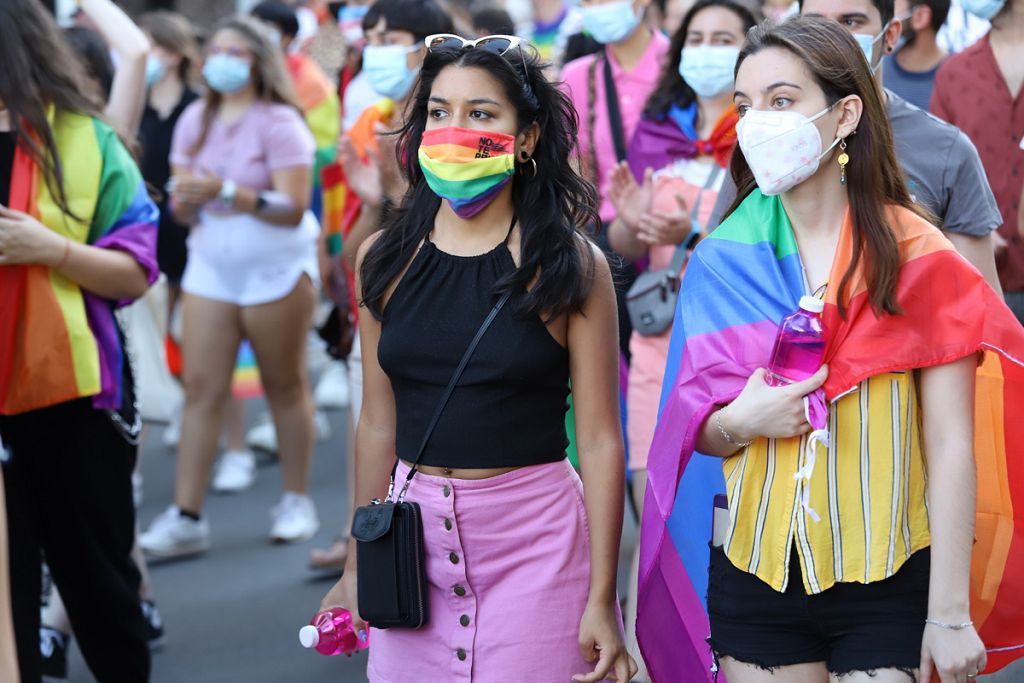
607, 161, 652, 231
338, 136, 383, 208
637, 194, 693, 247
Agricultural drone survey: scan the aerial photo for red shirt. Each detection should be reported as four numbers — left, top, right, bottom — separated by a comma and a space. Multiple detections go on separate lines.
931, 35, 1024, 292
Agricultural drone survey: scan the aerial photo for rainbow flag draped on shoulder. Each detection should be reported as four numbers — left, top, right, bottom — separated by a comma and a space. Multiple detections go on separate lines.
637, 189, 1024, 681
0, 110, 159, 415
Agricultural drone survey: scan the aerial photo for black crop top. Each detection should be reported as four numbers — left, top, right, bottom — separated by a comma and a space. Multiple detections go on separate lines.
377, 232, 570, 469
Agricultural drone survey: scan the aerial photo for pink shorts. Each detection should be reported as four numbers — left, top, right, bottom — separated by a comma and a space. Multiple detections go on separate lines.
367, 459, 596, 682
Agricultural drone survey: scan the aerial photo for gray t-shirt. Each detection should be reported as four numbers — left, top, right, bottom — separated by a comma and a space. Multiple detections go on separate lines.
706, 90, 1003, 237
884, 53, 942, 112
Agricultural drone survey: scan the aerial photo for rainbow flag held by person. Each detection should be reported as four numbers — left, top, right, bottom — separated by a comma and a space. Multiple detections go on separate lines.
0, 110, 158, 415
637, 189, 1024, 681
287, 53, 341, 187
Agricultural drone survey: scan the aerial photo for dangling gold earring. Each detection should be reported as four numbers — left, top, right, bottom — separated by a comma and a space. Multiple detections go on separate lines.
838, 139, 849, 186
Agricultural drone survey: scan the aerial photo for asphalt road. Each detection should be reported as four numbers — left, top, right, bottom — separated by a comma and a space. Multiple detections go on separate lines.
67, 402, 369, 683
63, 398, 1023, 683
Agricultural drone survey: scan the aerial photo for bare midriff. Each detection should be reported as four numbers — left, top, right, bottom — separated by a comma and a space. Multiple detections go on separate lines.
401, 461, 521, 480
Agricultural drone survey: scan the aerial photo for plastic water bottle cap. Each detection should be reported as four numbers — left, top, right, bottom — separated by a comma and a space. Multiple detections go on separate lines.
799, 296, 824, 314
298, 625, 320, 649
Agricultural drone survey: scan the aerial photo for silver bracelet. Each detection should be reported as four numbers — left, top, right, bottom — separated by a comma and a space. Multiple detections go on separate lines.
715, 410, 752, 449
925, 618, 973, 630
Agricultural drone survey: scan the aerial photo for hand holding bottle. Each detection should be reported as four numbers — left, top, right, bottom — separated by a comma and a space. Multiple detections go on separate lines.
720, 365, 829, 443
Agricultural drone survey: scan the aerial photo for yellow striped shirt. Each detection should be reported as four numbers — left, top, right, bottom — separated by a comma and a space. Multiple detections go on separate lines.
722, 371, 931, 594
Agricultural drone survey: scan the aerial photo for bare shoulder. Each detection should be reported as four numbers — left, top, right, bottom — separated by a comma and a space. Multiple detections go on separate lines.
355, 230, 385, 272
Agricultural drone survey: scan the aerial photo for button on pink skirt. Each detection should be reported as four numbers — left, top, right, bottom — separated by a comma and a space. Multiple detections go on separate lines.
367, 459, 595, 682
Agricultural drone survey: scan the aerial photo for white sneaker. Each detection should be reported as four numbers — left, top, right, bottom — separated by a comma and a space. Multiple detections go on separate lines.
314, 361, 351, 410
211, 450, 256, 494
246, 415, 278, 452
246, 411, 332, 453
270, 493, 319, 543
140, 506, 210, 558
161, 412, 181, 449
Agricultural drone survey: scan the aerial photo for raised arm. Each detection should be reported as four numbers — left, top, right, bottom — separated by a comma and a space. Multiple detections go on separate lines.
80, 0, 150, 135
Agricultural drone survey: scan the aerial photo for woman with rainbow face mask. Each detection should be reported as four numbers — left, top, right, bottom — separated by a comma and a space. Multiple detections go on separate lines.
318, 34, 637, 683
637, 16, 1024, 683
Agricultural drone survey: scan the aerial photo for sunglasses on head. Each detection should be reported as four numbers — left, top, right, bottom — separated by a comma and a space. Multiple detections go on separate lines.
424, 34, 522, 55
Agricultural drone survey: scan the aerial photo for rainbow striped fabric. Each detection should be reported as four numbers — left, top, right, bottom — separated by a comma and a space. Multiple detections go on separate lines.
287, 53, 341, 188
637, 189, 1024, 680
0, 110, 159, 415
417, 127, 515, 219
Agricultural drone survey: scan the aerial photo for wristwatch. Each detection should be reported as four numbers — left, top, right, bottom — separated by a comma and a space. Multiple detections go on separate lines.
218, 179, 237, 206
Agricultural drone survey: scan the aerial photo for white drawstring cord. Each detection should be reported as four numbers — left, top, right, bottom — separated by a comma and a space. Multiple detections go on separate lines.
794, 395, 827, 523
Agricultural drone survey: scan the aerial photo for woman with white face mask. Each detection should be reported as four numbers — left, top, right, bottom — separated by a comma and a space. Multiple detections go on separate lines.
637, 16, 1024, 683
139, 17, 322, 558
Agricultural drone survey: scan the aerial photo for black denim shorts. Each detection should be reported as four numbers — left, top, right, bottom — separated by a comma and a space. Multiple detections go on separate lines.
707, 544, 929, 678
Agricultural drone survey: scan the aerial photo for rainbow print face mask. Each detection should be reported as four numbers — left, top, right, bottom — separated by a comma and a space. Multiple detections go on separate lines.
417, 127, 517, 219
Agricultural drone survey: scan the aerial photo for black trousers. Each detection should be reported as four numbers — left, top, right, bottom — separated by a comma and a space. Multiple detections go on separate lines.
0, 399, 150, 682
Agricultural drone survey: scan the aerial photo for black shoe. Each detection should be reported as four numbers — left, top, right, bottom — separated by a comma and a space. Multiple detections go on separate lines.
39, 626, 69, 680
140, 599, 166, 650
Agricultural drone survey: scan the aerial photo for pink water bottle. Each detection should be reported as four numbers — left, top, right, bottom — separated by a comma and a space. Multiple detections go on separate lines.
298, 608, 368, 657
765, 296, 826, 387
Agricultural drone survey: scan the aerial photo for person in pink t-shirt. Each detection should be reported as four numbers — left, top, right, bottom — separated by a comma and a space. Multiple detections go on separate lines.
139, 17, 322, 559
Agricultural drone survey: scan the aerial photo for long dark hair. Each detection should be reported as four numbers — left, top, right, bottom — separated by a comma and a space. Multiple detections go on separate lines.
726, 17, 925, 316
0, 0, 104, 218
643, 0, 757, 121
360, 47, 599, 321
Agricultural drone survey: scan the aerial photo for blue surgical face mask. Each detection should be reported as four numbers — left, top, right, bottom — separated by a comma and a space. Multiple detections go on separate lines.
338, 4, 369, 46
854, 25, 887, 74
145, 55, 166, 87
362, 44, 420, 100
581, 0, 641, 45
202, 53, 252, 94
679, 45, 739, 99
960, 0, 1006, 19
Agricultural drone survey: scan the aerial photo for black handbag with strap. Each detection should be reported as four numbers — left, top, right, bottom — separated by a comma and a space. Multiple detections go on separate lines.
350, 290, 512, 630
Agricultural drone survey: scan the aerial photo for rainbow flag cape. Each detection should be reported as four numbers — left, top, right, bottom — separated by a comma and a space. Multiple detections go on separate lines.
0, 110, 158, 415
637, 190, 1024, 681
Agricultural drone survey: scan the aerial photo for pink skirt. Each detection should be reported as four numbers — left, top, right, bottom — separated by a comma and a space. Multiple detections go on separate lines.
367, 459, 594, 682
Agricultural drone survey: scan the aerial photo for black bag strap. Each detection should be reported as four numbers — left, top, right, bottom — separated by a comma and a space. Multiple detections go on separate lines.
666, 164, 725, 273
602, 52, 628, 164
389, 288, 512, 502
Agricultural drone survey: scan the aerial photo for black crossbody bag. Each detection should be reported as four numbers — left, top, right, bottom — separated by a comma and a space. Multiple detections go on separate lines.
350, 291, 512, 630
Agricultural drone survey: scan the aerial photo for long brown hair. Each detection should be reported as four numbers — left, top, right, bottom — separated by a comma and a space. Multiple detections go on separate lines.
725, 17, 926, 316
0, 0, 105, 218
139, 11, 202, 86
190, 16, 300, 155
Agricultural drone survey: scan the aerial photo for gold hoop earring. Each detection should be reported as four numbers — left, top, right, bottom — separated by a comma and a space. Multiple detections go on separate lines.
838, 139, 849, 186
